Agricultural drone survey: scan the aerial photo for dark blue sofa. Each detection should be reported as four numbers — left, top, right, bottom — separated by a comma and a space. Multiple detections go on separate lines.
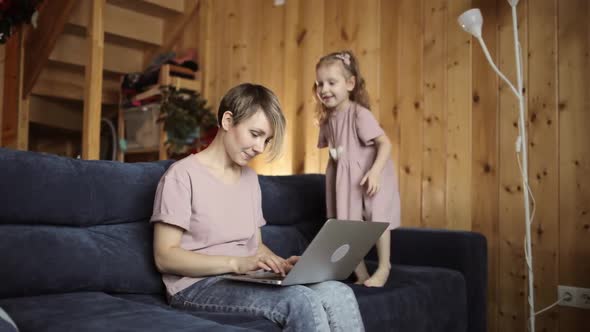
0, 148, 487, 332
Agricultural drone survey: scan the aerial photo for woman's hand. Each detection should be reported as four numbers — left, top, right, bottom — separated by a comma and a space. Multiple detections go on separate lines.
360, 169, 381, 196
231, 254, 298, 276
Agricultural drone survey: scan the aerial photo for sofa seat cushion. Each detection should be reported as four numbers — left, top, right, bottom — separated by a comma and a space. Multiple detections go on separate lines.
116, 294, 280, 332
351, 264, 467, 332
0, 292, 253, 332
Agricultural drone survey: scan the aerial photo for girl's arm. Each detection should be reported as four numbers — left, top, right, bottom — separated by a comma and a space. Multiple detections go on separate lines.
360, 134, 392, 196
153, 223, 281, 277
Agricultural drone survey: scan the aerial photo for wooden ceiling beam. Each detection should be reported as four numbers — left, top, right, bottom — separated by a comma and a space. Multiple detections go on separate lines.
22, 0, 78, 98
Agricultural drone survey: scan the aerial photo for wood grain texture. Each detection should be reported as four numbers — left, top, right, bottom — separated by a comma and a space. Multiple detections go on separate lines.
398, 0, 424, 227
558, 0, 590, 331
527, 0, 559, 329
470, 0, 499, 331
422, 0, 447, 229
299, 0, 324, 174
191, 2, 590, 330
446, 0, 472, 232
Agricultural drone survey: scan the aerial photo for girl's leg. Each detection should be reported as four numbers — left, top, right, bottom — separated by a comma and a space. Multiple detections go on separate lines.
353, 261, 370, 284
306, 281, 365, 332
169, 277, 330, 332
363, 231, 391, 287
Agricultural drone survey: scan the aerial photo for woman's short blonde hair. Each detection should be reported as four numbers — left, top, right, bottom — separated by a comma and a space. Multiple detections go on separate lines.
218, 83, 286, 161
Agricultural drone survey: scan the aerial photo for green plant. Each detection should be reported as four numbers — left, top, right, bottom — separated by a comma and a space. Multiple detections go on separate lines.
158, 88, 217, 154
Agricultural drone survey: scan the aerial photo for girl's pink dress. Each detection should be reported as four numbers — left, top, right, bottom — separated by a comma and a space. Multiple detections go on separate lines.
318, 102, 400, 230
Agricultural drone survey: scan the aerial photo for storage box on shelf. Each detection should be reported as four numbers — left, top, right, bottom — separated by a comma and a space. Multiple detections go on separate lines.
117, 64, 201, 162
122, 103, 161, 153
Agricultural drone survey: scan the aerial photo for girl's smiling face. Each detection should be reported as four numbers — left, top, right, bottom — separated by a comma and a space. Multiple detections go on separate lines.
315, 62, 355, 112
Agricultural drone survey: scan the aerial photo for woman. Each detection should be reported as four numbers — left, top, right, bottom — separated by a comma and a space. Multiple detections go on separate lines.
151, 83, 365, 331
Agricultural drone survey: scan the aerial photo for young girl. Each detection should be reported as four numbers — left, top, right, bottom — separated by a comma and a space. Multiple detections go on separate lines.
314, 51, 401, 287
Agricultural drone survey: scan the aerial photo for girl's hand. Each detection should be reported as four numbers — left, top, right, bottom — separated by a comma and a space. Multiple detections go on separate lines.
360, 170, 381, 196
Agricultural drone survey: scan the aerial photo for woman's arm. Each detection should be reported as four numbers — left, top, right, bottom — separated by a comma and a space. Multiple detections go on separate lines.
360, 134, 392, 196
153, 222, 264, 277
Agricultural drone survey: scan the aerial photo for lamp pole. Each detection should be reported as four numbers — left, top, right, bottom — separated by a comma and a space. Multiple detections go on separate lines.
459, 3, 535, 331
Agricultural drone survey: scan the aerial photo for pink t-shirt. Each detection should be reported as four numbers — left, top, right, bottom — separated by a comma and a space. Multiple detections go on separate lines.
150, 154, 266, 295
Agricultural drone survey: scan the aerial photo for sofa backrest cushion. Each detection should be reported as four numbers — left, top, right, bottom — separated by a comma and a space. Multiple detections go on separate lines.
259, 174, 326, 225
0, 149, 327, 298
0, 223, 163, 298
0, 149, 171, 298
0, 149, 173, 227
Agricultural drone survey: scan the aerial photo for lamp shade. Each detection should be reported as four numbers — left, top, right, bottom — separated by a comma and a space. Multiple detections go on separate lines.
457, 8, 483, 38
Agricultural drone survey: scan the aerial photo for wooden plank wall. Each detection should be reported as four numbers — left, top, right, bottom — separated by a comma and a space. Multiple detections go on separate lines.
196, 1, 589, 330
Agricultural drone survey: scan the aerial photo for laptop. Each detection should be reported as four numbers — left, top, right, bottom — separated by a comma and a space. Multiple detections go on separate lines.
222, 219, 389, 286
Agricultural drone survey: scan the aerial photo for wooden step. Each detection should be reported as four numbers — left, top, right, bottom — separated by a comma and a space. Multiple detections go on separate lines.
69, 0, 164, 46
107, 0, 185, 18
32, 64, 120, 105
49, 32, 144, 74
29, 96, 83, 132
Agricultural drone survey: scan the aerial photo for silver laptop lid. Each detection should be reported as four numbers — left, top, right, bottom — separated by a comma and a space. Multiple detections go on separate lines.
281, 219, 388, 286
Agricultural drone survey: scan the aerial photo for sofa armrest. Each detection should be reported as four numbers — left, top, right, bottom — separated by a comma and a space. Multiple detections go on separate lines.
388, 227, 487, 332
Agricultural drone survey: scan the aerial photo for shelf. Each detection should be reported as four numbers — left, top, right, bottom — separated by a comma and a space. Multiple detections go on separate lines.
118, 64, 202, 162
124, 147, 159, 154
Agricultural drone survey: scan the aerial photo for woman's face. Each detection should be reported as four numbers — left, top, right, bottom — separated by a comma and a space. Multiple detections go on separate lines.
223, 108, 274, 166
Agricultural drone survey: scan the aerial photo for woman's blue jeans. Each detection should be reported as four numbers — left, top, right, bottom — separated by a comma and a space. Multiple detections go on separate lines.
169, 276, 365, 332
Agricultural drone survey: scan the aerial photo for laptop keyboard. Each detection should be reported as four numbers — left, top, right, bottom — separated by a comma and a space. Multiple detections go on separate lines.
247, 271, 285, 280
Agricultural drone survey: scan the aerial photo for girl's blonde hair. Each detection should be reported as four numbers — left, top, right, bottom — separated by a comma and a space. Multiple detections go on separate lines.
217, 83, 286, 161
313, 50, 370, 124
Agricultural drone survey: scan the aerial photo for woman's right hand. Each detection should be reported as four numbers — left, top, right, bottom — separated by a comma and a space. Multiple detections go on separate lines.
231, 254, 298, 276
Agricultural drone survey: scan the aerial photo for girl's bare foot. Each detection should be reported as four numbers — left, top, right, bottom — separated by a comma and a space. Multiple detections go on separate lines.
363, 267, 390, 287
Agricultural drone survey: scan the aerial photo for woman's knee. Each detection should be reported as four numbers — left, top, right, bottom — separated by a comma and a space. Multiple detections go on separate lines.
315, 281, 356, 298
279, 286, 327, 320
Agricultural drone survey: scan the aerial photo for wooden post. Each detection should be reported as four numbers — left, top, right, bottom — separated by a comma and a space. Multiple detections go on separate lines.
1, 29, 29, 150
22, 0, 77, 98
82, 0, 105, 160
116, 102, 125, 162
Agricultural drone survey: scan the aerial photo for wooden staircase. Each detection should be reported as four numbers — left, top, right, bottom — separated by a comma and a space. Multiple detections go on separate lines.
1, 0, 200, 159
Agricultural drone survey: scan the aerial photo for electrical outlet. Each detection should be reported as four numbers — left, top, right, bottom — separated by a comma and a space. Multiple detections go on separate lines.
575, 287, 590, 309
558, 285, 590, 309
558, 285, 577, 308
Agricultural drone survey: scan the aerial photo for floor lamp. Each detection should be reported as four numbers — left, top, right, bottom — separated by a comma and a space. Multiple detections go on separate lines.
458, 2, 536, 331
